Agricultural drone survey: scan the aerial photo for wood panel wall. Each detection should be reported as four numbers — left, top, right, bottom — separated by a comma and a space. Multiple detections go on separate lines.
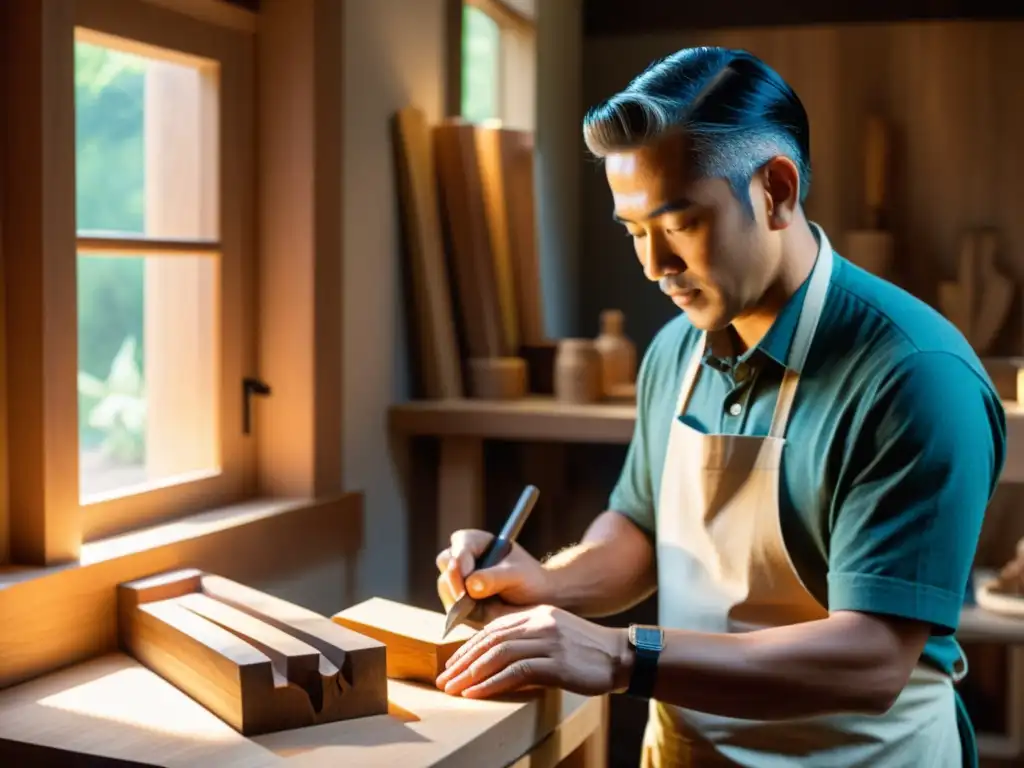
580, 20, 1024, 355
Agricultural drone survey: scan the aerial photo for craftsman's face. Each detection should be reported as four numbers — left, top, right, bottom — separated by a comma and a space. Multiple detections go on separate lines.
605, 133, 782, 331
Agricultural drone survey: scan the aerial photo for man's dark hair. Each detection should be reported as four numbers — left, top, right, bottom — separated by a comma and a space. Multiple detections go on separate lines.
582, 46, 812, 215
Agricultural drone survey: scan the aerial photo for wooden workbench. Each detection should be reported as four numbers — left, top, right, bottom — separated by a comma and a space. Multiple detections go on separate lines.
389, 396, 1024, 551
0, 652, 608, 767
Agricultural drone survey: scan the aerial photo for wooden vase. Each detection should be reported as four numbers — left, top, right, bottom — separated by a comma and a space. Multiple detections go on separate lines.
593, 309, 636, 396
554, 339, 602, 404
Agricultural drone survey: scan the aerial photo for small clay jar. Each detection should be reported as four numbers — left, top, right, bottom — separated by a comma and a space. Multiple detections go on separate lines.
554, 338, 602, 403
594, 309, 636, 396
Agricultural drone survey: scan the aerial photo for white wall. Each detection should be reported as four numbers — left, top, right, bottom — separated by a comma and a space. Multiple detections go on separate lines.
341, 0, 449, 603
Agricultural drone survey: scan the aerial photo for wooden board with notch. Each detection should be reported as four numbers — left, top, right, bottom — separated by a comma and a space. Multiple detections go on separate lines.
117, 569, 388, 736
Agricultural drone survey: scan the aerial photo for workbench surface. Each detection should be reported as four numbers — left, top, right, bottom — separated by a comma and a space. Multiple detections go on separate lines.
0, 653, 606, 767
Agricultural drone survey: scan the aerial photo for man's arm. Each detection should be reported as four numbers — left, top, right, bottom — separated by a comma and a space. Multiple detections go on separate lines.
543, 510, 657, 617
625, 611, 929, 719
539, 323, 670, 617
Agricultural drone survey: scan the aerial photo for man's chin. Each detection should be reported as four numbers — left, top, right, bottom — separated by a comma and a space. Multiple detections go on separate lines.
679, 305, 730, 332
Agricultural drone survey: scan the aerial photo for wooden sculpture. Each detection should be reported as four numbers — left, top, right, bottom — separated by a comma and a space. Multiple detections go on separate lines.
938, 228, 1014, 354
332, 597, 476, 684
843, 115, 894, 278
118, 569, 388, 736
594, 309, 637, 400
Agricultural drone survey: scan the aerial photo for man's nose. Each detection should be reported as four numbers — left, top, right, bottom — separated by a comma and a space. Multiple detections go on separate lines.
642, 233, 685, 282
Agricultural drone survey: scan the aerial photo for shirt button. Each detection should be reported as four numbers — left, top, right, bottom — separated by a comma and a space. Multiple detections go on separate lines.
728, 402, 742, 417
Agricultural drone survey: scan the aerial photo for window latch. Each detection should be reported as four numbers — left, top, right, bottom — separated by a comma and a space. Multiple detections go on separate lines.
242, 377, 271, 435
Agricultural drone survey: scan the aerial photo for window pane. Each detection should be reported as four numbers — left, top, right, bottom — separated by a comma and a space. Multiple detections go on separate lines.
461, 5, 501, 123
75, 34, 219, 240
75, 32, 222, 503
77, 253, 219, 502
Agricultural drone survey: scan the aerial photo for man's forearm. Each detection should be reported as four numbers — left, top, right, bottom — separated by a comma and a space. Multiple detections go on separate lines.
541, 510, 657, 617
625, 611, 928, 721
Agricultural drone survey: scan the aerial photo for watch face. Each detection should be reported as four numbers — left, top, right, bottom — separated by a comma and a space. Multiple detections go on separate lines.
630, 624, 663, 650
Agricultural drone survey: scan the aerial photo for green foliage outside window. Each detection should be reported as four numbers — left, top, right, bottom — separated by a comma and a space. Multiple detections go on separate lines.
75, 41, 147, 458
461, 5, 500, 123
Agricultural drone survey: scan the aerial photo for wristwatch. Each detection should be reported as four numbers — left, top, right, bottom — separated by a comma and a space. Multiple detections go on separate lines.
625, 623, 664, 698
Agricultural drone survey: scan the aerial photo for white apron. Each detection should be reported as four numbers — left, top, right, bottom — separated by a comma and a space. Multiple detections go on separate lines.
640, 238, 965, 767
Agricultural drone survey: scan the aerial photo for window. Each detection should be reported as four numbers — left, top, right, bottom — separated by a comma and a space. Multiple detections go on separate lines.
462, 5, 501, 123
460, 0, 536, 130
2, 0, 257, 552
71, 15, 254, 542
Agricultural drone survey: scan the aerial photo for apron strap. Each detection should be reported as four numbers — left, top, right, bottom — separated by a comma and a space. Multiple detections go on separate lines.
674, 333, 707, 416
768, 232, 834, 439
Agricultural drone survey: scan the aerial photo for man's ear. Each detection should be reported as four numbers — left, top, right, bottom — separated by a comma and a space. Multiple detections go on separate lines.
760, 156, 800, 230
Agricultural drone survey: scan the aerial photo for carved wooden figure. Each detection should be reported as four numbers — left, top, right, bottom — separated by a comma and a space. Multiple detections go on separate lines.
117, 569, 388, 736
938, 228, 1014, 354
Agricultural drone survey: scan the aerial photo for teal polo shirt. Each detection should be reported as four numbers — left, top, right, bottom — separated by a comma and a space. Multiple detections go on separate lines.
609, 240, 1007, 677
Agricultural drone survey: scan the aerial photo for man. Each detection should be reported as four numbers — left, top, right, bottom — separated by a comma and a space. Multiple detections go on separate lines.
434, 46, 1006, 767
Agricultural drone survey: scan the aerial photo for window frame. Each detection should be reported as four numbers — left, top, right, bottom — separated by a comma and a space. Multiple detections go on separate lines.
0, 0, 344, 567
462, 0, 536, 131
71, 3, 257, 542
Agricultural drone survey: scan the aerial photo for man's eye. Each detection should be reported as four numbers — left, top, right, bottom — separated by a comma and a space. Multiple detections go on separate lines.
665, 219, 697, 234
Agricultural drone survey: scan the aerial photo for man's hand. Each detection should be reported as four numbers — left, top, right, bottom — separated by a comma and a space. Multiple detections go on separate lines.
434, 605, 630, 699
436, 529, 553, 624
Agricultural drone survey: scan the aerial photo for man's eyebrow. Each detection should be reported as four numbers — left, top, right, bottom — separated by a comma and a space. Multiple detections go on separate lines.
612, 197, 695, 224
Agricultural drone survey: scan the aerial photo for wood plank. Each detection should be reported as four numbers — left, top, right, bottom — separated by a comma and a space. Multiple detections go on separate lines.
117, 569, 388, 735
332, 597, 475, 683
476, 124, 521, 354
506, 132, 547, 345
434, 121, 507, 359
392, 106, 464, 399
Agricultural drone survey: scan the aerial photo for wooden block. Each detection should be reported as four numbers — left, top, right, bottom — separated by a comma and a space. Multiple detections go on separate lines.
468, 356, 528, 400
332, 597, 476, 683
118, 569, 387, 736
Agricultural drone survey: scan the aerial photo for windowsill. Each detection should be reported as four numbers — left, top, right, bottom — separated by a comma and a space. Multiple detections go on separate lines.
0, 491, 364, 689
0, 496, 338, 588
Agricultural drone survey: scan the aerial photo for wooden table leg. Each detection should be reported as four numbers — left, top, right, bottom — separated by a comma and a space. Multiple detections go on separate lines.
437, 436, 484, 552
560, 694, 609, 768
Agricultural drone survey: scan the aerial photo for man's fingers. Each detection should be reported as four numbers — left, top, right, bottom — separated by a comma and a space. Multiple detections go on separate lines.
435, 547, 452, 573
441, 613, 532, 678
439, 639, 552, 696
460, 658, 559, 699
445, 557, 466, 603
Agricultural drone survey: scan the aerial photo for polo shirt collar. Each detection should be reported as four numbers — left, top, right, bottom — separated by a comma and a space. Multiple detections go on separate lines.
704, 223, 828, 375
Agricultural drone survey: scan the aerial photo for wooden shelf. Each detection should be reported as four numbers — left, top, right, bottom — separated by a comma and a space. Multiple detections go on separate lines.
389, 396, 636, 444
390, 397, 1024, 483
